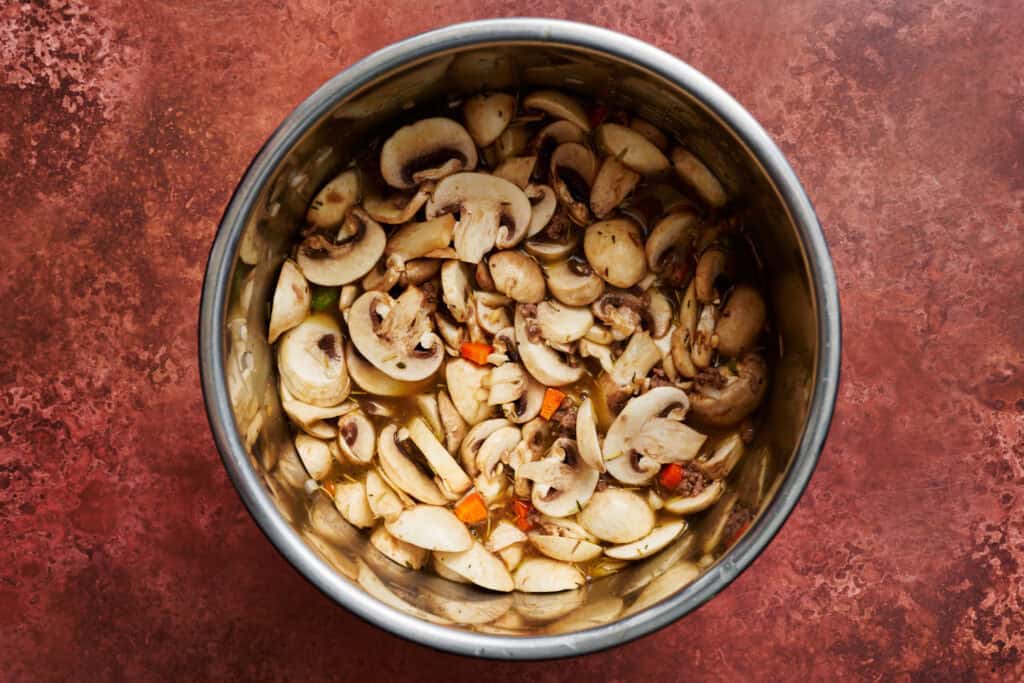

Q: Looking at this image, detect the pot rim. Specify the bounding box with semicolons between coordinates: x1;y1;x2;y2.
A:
199;17;841;660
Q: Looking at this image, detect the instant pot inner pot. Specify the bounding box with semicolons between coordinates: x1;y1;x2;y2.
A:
221;44;817;635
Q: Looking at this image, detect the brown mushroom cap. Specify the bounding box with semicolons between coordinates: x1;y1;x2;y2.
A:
689;352;769;427
487;250;546;303
716;285;767;356
583;218;648;288
380;117;478;189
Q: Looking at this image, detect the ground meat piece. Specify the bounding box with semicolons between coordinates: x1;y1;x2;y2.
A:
672;463;708;498
722;503;755;544
695;367;728;390
549;404;578;437
649;367;674;389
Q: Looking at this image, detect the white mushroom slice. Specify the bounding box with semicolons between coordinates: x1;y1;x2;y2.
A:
297;209;387;286
365;469;406;522
380;117;478;189
647;289;674;339
440;260;472;322
493;156;537;189
486;520;529;552
670;279;699;378
533;301;593;344
663;479;726;515
377;424;447;505
338;284;358;312
473;291;512;335
544;258;605;307
521;439;599;518
631;417;707;464
460;418;512;476
277;314;350;407
437;390;468;453
585;323;615;345
344;342;435;396
595;123;670;174
498;544;524;572
415;393;443;438
434;540;514;592
463;92;516;147
648;489;665;511
513;588;585;621
332;480;375;528
550;142;597;225
523;90;590;131
503;375;545;424
630;117;669;150
426;172;532;262
307;168;360;228
385;505;472;551
579;339;615;374
513;557;585;593
362;182;434;224
716;284;767;357
356;561;451;625
645;210;699;273
347;287;444;381
445;358;493;426
487;250;546;303
486;363;526;406
529;533;603;563
476;425;521;480
604;520;687;560
279;381;356;435
590;156;640;219
524;227;580;263
337;411;375;463
361;255;401;292
529;119;588;152
575;397;605;473
434;312;464;354
604;387;690;485
384;214;456;263
268;259;311;343
591;291;644;341
584;218;648;288
692;304;719;369
370;525;428;570
608;331;662;390
671;147;727;208
578;488;655;543
496;124;530;160
294;433;333;480
626;562;701;615
514;305;583;387
525;184;557;237
695;432;745;479
432;554;471;583
425;591;514;625
406;417;473;495
546;597;624;635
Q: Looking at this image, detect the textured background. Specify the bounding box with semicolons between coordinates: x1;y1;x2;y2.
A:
2;0;1022;680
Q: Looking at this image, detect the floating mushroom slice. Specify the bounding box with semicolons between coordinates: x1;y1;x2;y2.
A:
347;287;444;382
645;210;699;274
344;342;435;397
672;147;727;208
591;291;644;341
631;417;707;464
365;468;406;522
695;246;735;305
487;250;546;303
294;433;333;480
361;255;401;292
520;438;599;518
332;480;375;528
307;168;360;228
459;418;512;477
523;224;580;263
336;411;375;464
607;330;662;390
513;588;585;621
579;339;615;374
626;562;701;616
380;117;478;189
691;304;718;369
486;362;526;406
377;424;447;505
356;561;452;625
445;358;493;426
544;257;605;306
498;543;524;572
434;540;514;592
425;588;514;625
493;156;537;189
590;156;640;219
595;123;670;174
277;314;350;407
502;376;544;424
575;397;606;473
529;119;588;154
523;90;590;131
513;557;585;593
533;300;593;344
385;504;473;552
437;390;468;453
524;184;557;237
514;305;583;387
406;417;473;496
404;259;443;287
716;284;767;356
338;284;358;312
486;519;529;553
370;525;428;570
415;393;443;438
629;117;669;150
496;124;531;161
549;142;597;225
279;381;356;435
700;491;739;554
384;214;456;263
604;386;690;485
695;432;745;479
528;531;603;563
690;352;768;427
471;291;511;335
647;289;674;339
440;260;472;322
578;488;655;544
297;209;387;286
546;597;624;635
268;259;311;343
584;218;648;288
670;279;699;378
463;92;516;147
432;554;471;583
663;479;726;515
475;425;521;481
604;520;687;560
362;183;434;224
426;172;532;262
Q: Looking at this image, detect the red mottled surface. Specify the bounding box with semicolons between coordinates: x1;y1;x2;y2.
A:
2;0;1022;680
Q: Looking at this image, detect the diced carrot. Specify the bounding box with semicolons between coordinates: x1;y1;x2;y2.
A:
454;491;488;525
460;341;494;366
513;499;534;531
539;388;566;420
658;463;684;490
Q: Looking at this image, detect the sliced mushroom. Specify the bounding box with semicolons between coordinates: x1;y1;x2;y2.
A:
365;468;406;522
671;147;727;208
695;432;745;479
307;168;360;228
692;304;719;369
495;124;531;161
463;92;516;147
584;218;648;288
523;90;590;131
575;397;605;473
578;488;655;543
440;260;472;322
549;142;597;225
445;358;492;425
695;246;735;304
486;362;527;406
524;184;557;237
432;553;471;583
716;285;767;357
519;438;599;518
546;597;624;635
579;338;615;374
344;342;435;397
362;182;434;224
603;386;690;485
406;416;473;496
277;314;350;407
629;117;669;150
647;289;674;340
426;172;532;262
493;155;537;189
385;504;473;552
645;209;699;280
336;411;375;464
670;279;699;378
700;491;740;554
437;390;468;453
487;250;546;303
297;209;387;286
380;117;478;189
434;540;514;592
279;381;356;437
384;214;456;264
595;123;670;174
544;257;605;306
590;156;640;219
626;561;701;615
663;479;726;515
502;376;544;424
529;119;588;154
631;417;707;464
377;424;447;505
532;300;593;344
515;305;583;387
460;418;513;477
513;557;586;593
361;255;401;292
294;433;333;480
591;291;644;341
473;291;512;335
608;330;662;391
523;217;579;263
331;480;375;528
269;259;311;343
486;519;529;553
347;287;444;382
370;525;428;570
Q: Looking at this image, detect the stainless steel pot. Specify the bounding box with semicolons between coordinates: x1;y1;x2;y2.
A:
199;18;840;659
